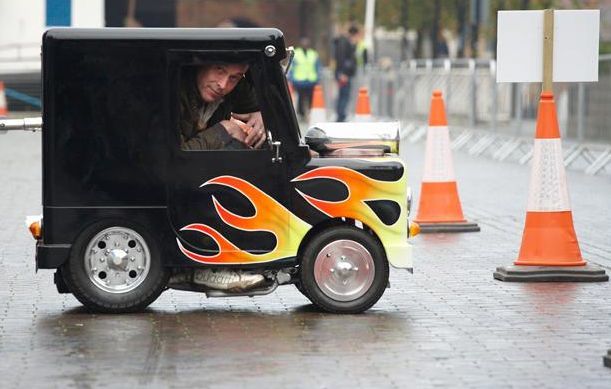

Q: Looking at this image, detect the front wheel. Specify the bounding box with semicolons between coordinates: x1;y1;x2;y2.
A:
299;226;389;314
62;220;169;313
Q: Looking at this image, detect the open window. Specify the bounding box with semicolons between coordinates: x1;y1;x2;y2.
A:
173;52;271;152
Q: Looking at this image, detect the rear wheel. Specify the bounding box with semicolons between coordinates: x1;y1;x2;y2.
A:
299;226;389;313
62;220;169;313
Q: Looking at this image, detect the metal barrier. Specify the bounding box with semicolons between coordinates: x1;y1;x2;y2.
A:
401;123;611;176
5;88;41;108
318;56;611;175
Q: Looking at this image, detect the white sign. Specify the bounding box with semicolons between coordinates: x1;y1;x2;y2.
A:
496;10;599;83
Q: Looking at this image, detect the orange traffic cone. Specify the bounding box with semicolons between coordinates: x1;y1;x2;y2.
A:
309;84;326;127
354;87;372;121
494;92;607;282
414;90;479;233
287;82;297;110
0;82;8;117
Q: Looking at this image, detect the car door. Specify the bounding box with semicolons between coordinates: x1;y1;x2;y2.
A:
167;51;289;266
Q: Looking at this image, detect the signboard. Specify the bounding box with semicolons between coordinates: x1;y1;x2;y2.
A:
496;10;599;83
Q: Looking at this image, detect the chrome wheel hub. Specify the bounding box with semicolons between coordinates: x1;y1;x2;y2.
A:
84;227;151;294
313;239;375;302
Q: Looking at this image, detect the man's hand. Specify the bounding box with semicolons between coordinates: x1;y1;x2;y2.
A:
219;120;247;144
231;111;267;149
232;111;264;132
337;73;349;86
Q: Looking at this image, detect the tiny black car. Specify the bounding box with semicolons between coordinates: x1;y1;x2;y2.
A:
9;28;418;313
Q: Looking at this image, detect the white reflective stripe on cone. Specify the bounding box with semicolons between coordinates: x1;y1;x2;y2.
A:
527;138;571;212
423;126;456;182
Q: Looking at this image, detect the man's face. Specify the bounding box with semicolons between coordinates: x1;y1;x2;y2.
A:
196;63;249;103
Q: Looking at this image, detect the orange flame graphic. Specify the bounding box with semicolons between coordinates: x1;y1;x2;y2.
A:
177;176;310;264
293;163;411;269
292;166;404;231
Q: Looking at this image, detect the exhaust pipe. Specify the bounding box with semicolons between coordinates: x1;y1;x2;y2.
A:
0;117;43;133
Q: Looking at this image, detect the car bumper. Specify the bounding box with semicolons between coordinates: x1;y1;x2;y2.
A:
36;241;71;269
386;240;413;270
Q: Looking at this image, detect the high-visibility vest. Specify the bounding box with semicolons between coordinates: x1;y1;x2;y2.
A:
356;40;367;67
292;48;319;82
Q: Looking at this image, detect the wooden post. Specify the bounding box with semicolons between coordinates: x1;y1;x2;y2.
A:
542;9;554;92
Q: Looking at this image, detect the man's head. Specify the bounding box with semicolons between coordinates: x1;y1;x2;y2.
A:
299;37;311;49
196;63;249;103
348;24;360;44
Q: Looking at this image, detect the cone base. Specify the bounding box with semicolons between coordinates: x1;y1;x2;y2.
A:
418;221;480;233
493;264;608;282
604;351;611;368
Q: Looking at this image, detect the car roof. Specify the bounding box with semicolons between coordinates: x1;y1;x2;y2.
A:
44;27;283;44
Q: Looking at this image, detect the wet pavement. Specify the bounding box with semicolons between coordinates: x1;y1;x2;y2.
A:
1;131;610;388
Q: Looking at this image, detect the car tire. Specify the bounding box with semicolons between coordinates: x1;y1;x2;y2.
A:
299;225;389;314
62;220;169;313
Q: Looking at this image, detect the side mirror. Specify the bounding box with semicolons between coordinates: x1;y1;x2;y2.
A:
281;46;295;76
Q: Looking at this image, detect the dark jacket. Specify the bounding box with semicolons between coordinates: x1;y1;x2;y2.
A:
179;68;259;150
333;35;357;78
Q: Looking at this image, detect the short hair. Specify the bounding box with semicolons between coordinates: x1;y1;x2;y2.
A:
348;25;359;36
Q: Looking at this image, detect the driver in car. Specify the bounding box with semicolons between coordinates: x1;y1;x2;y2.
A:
179;62;267;291
180;62;267;150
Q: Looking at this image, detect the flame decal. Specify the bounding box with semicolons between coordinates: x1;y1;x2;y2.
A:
177;176;311;264
292;161;411;270
293;166;403;229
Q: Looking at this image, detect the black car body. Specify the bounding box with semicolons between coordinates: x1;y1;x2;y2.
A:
32;28;414;313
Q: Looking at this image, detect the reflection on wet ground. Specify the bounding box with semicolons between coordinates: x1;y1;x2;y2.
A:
26;297;412;388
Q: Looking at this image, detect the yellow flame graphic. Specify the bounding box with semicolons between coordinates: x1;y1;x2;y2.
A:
177;176;310;264
293;166;403;229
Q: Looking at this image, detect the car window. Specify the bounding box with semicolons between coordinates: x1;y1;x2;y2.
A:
177;61;268;152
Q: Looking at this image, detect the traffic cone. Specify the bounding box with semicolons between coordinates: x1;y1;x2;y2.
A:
494;92;607;282
287;81;297;110
414;90;479;233
309;84;326;127
354;87;372;122
0;82;8;117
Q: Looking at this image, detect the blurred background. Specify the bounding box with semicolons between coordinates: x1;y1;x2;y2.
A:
0;0;609;143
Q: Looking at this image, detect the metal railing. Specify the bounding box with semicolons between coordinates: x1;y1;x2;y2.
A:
317;56;611;175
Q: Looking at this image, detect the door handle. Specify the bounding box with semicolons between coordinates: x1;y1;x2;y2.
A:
272;141;283;163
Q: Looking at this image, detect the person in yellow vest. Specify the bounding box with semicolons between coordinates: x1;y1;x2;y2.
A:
356;39;368;68
289;37;321;121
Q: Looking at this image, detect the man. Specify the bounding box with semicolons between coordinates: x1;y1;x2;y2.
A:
289;37;321;122
180;62;267;150
333;25;359;122
180;62;266;291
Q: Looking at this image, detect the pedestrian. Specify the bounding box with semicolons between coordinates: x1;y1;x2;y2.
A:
333;24;359;122
288;37;321;122
435;29;449;59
